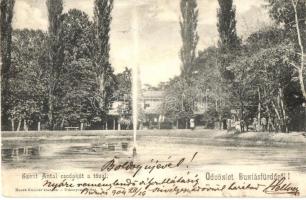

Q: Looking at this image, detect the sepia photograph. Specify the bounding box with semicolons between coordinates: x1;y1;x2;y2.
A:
1;0;306;197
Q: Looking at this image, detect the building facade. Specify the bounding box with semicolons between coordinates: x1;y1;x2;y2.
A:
141;90;165;129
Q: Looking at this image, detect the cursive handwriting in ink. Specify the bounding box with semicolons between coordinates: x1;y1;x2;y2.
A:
101;157;186;177
43;179;74;191
263;177;300;196
81;188;108;196
101;159;143;177
228;182;265;191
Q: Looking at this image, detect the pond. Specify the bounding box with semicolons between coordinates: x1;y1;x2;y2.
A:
2;130;306;174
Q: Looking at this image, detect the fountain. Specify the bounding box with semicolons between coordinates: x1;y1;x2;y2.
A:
132;65;138;157
132;3;139;157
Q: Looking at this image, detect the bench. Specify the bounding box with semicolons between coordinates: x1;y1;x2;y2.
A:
65;127;79;131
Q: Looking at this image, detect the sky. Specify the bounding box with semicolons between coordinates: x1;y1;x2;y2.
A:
12;0;271;86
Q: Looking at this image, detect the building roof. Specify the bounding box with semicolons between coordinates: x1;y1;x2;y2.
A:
142;90;165;99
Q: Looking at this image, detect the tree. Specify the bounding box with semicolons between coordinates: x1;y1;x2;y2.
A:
266;0;306;32
46;0;64;130
58;9;99;129
172;0;199;127
163;77;197;128
114;67;132;120
9;29;48;131
264;0;306;131
114;67;132;101
179;0;199;78
266;0;306;100
216;0;241;81
291;0;306;100
193;47;231;123
93;0;116;116
217;0;240;51
267;0;306;100
253;44;295;132
227;26;298;132
212;0;241;129
0;0;15;130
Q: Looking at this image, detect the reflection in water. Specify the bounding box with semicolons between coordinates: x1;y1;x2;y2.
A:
64;142;129;154
2;146;41;161
1;140;130;165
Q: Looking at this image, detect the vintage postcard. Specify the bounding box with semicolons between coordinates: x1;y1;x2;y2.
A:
1;0;306;197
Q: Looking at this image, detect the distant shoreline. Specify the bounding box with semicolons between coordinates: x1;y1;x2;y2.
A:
2;129;306;146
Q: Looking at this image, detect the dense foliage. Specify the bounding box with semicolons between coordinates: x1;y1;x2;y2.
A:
9;29;48;131
1;0;15;130
162;0;306;132
1;0;118;131
1;0;305;132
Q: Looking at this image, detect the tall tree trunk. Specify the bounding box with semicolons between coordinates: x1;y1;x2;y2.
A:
258;87;261;125
279;87;288;132
60;117;65;130
81;122;84;131
239;99;245;132
272;101;282;132
215;99;218;111
23;119;28;131
265;105;275;131
11;118;15;131
17;118;21;132
38;121;41;131
298;69;306;100
48;93;54;130
271;101;281;120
